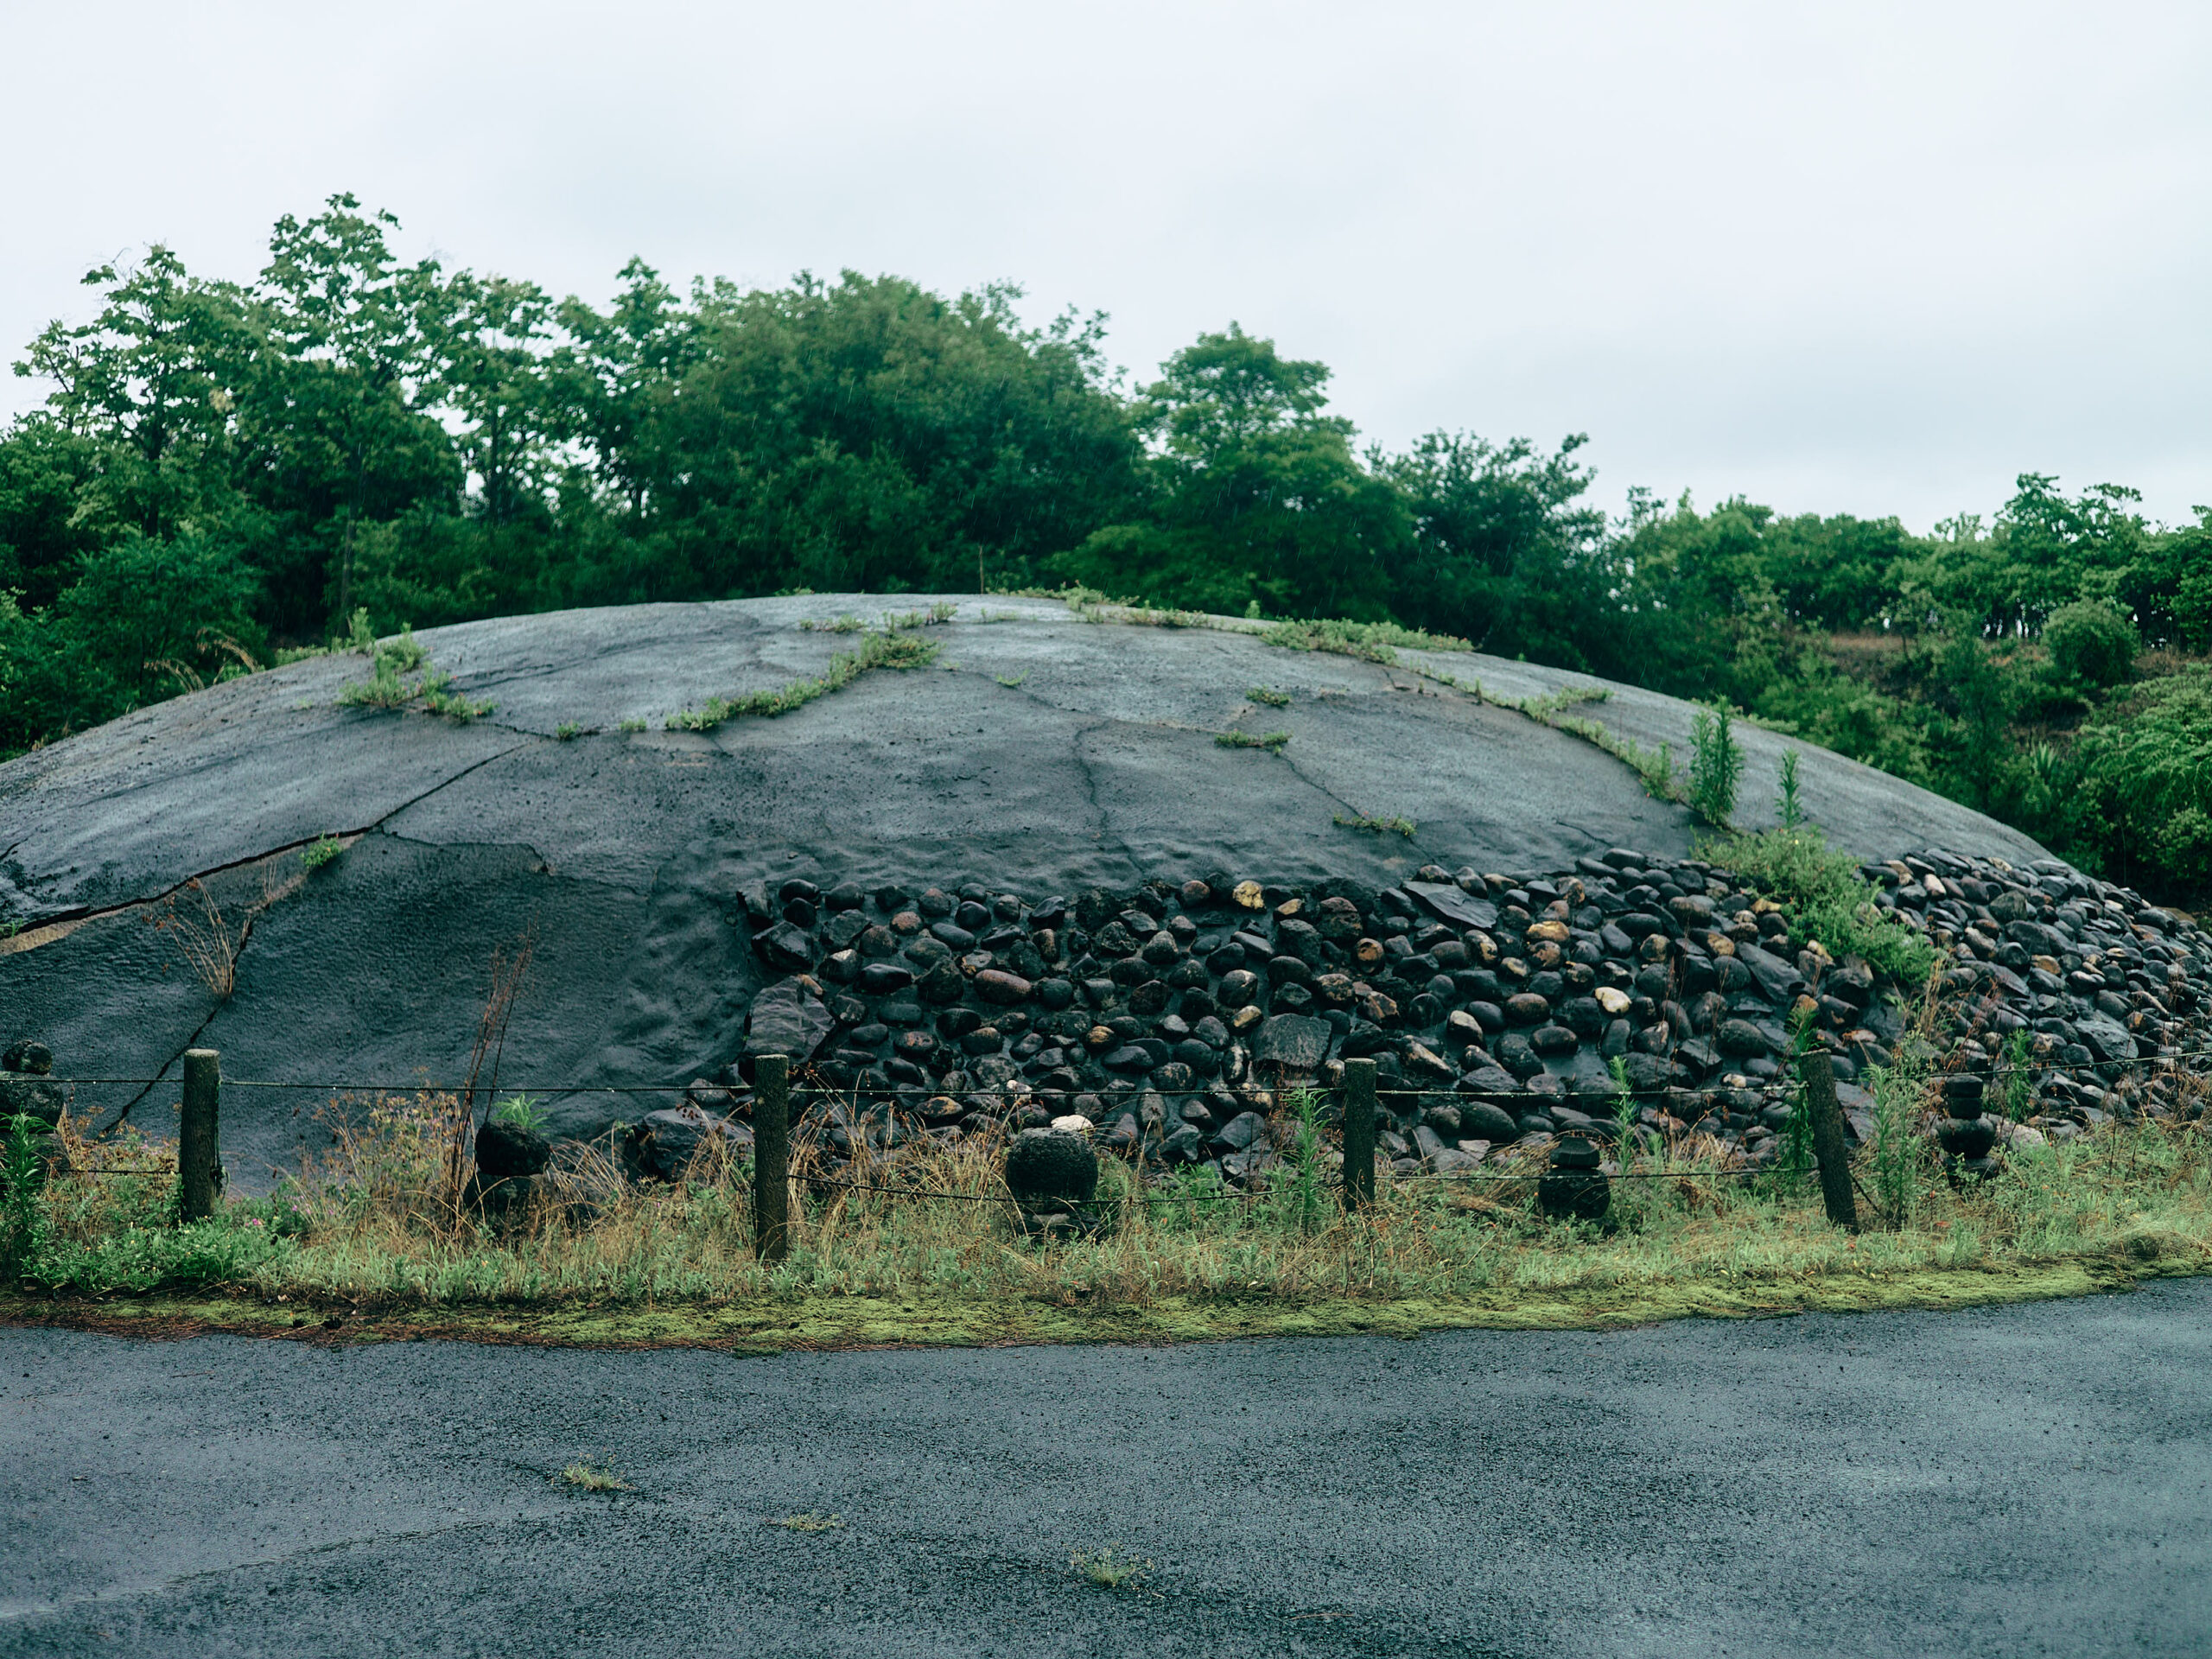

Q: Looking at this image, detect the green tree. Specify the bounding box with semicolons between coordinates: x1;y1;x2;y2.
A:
1059;324;1402;619
14;246;258;540
2071;668;2212;899
1376;430;1605;655
246;194;461;634
2042;598;2138;689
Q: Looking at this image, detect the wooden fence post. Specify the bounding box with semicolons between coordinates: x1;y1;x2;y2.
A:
1341;1058;1376;1211
179;1048;221;1222
753;1053;790;1262
1800;1049;1859;1233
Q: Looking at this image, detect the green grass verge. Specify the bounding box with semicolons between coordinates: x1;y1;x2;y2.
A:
3;1255;2191;1355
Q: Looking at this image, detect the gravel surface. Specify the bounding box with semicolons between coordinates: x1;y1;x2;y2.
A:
4;1281;2208;1656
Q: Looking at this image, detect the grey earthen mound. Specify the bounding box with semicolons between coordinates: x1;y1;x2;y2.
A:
0;594;2057;1183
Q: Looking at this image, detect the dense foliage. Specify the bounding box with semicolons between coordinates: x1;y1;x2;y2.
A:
6;198;2209;904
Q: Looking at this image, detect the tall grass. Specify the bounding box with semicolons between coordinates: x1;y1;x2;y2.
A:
19;1084;2212;1313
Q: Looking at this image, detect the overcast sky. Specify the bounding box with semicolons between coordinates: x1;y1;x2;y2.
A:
5;1;2207;530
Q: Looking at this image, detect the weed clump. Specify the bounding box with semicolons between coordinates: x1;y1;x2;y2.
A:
1697;823;1940;983
1216;729;1290;752
556;1461;631;1492
769;1512;844;1533
335;626;493;721
1335;810;1415;837
1071;1545;1150;1590
1687;702;1745;828
1261;618;1471;663
669;622;944;733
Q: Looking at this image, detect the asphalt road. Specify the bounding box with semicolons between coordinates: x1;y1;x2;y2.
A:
3;1282;2209;1658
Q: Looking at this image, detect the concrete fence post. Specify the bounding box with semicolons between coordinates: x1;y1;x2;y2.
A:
1800;1049;1860;1233
1341;1058;1377;1211
754;1054;791;1263
179;1049;221;1222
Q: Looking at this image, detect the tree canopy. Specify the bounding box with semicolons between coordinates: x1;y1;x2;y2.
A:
6;196;2210;905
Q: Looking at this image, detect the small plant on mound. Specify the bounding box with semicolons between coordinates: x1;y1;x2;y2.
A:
1246;685;1292;707
1697;824;1939;984
492;1094;548;1136
1261;617;1471;664
1335;810;1414;837
769;1512;844;1533
300;835;344;873
1777;749;1806;830
1687;702;1744;828
1071;1545;1150;1590
1217;729;1289;752
668;626;944;733
336;626;492;721
556;1460;631;1492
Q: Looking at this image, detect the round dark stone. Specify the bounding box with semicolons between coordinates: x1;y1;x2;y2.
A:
1537;1166;1611;1221
475;1118;550;1185
859;963;914;994
1559;996;1607;1038
1130;980;1171;1015
1550;1135;1603;1170
1942;1075;1986;1110
1;1040;54;1077
1505;992;1551;1025
1530;1024;1580;1057
1034;977;1075;1010
916;962;967;1004
976;969;1033;1006
1172;1039;1220;1075
1938;1118;1999;1160
1459;1101;1520;1141
1005;1130;1100;1206
1716;1018;1771;1057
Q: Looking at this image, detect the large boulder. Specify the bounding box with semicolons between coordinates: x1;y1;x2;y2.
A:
0;593;2063;1184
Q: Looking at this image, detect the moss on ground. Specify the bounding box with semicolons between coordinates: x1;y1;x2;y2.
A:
4;1254;2194;1355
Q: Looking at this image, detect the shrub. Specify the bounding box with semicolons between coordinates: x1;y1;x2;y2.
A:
1777;750;1805;830
2043;599;2137;689
493;1094;548;1135
1687;703;1744;828
1697;824;1938;983
2070;667;2212;899
1260;617;1471;664
0;1116;48;1275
